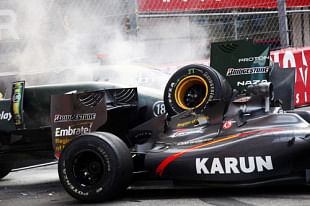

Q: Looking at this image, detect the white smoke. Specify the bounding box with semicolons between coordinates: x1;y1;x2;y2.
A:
0;0;209;86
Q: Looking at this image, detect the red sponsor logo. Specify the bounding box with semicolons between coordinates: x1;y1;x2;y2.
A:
223;121;232;129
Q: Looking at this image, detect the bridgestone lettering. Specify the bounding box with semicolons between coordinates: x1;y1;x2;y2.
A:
54;113;96;122
196;156;273;174
226;67;269;76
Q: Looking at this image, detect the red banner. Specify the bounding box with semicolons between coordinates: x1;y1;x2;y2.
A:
271;47;310;106
138;0;310;12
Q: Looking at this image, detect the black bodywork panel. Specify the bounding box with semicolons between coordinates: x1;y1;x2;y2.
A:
139;108;310;186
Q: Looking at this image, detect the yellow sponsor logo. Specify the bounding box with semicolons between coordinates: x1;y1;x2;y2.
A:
177;116;209;127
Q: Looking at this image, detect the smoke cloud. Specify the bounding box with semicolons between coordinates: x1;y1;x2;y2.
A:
0;0;209;86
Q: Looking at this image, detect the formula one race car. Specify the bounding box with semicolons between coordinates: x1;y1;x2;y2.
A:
57;61;310;202
1;40;310;202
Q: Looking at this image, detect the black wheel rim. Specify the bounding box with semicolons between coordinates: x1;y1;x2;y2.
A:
183;84;206;108
72;150;106;186
174;75;208;110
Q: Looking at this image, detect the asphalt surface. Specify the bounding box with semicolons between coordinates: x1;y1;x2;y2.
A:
1;165;310;206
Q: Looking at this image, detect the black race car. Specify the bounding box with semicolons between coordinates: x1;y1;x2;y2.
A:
56;61;310;202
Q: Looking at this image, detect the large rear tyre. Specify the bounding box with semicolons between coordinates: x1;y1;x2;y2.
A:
58;132;133;202
164;64;232;116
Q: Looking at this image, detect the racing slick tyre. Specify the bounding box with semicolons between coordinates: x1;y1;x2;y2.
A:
58;132;133;202
164;64;232;116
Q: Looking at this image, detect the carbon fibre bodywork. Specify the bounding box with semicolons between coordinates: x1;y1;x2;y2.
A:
0;81;162;170
131;100;310;186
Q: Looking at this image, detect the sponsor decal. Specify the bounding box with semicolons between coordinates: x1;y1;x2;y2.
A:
12;81;24;126
12;92;21;102
237;79;268;87
175;128;186;132
153;101;166;117
54;122;93;152
223;121;232;129
156;129;284;176
177;138;213;146
238;56;270;63
54;113;96;122
55;122;92;137
170;127;204;138
226;67;269;76
0;111;12;121
233;96;251;103
196;156;273;174
177;116;209;127
55;138;72;145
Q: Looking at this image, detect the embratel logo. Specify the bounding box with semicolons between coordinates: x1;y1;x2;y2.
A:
226;67;269;76
55;122;92;137
54;113;96;122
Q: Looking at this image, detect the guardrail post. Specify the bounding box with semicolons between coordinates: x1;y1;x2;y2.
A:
277;0;289;48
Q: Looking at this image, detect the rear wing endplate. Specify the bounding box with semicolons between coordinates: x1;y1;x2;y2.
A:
51;88;137;157
11;81;25;129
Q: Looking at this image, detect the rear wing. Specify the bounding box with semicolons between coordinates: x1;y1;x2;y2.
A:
211;39;295;110
211;39;270;92
50;88;137;157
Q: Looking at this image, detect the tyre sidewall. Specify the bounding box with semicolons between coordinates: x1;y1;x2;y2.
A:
58;134;130;202
164;64;221;115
